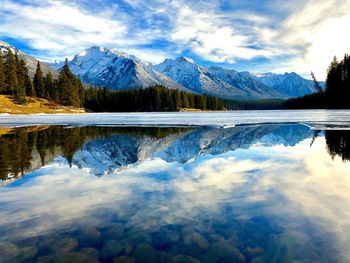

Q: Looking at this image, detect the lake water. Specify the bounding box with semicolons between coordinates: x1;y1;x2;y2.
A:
1;111;350;263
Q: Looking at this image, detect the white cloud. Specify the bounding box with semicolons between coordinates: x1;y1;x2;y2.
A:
166;0;350;79
170;4;275;63
271;0;350;79
1;0;350;76
0;1;127;53
0;0;169;62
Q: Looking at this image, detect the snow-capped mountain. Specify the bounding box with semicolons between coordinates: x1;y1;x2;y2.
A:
48;45;321;99
52;46;188;91
0;40;57;78
252;72;323;97
153;57;284;99
72;124;314;175
207;67;282;98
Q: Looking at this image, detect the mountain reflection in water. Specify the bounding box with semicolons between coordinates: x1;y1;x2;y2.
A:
0;124;350;262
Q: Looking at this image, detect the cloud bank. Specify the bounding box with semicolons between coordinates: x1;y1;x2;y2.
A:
0;0;349;79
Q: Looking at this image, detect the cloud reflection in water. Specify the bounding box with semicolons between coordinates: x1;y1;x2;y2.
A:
0;125;350;262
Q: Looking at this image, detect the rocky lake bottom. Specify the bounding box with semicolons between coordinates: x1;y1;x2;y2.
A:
1;116;350;262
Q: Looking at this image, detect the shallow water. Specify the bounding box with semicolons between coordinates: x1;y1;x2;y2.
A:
0;124;350;262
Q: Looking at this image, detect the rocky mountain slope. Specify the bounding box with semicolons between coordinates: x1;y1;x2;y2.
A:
0;40;57;78
252;72;322;97
51;46;188;91
153;57;283;99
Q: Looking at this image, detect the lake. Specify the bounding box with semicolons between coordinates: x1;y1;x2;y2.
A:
1;111;350;263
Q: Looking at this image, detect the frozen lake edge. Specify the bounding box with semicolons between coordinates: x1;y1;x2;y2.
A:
1;110;350;129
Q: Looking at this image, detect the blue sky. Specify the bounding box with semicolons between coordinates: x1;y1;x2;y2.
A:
1;0;350;79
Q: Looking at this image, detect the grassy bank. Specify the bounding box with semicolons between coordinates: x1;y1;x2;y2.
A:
0;95;86;114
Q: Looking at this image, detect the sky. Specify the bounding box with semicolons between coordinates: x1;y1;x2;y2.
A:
0;0;350;80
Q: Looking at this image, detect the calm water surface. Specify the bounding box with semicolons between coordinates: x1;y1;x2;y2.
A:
0;124;350;263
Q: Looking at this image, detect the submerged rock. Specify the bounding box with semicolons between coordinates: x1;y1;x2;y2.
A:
181;231;209;255
15;246;38;262
0;241;20;261
121;230;152;245
113;256;136;263
120;243;134;255
38;251;99;263
76;227;102;247
39;237;79;255
79;247;99;259
152;229;180;249
132;243;158;262
247;246;264;257
100;240;122;260
199;241;246;263
103;223;124;240
172;255;200;263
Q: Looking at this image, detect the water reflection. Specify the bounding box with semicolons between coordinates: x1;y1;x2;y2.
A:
0;126;191;182
326;130;350;161
0;125;350;262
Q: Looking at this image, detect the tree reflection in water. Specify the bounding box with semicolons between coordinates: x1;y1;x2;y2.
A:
326;130;350;162
0;126;190;181
1;124;349;183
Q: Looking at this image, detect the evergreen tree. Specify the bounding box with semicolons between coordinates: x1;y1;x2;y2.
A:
0;55;5;93
181;92;190;108
44;72;54;99
33;62;45;98
51;79;59;101
58;60;81;107
285;54;350;109
13;56;27;104
75;78;84;107
25;74;35;97
4;50;18;95
173;91;182;109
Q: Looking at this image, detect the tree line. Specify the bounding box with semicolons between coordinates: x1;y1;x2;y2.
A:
283;54;350;109
0;50;84;107
84;85;227;111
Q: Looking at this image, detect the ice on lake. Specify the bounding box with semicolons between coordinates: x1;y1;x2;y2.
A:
1;110;350;129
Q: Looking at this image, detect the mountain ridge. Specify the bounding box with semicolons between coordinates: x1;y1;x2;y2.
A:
0;40;57;78
50;46;190;92
1;40;320;99
251;72;323;97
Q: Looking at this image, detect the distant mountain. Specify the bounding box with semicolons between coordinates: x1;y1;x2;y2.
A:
0;40;57;78
252;72;324;97
207;67;282;99
28;42;322;99
153;57;283;99
51;46;188;91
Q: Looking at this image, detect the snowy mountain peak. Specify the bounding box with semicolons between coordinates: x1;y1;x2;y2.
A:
61;46;188;91
0;40;12;48
76;46;135;61
176;56;196;64
0;41;19;55
154;57;284;99
252;71;322;97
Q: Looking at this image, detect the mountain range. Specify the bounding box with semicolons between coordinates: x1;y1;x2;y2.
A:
1;40;321;99
153;57;282;99
252;72;323;97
